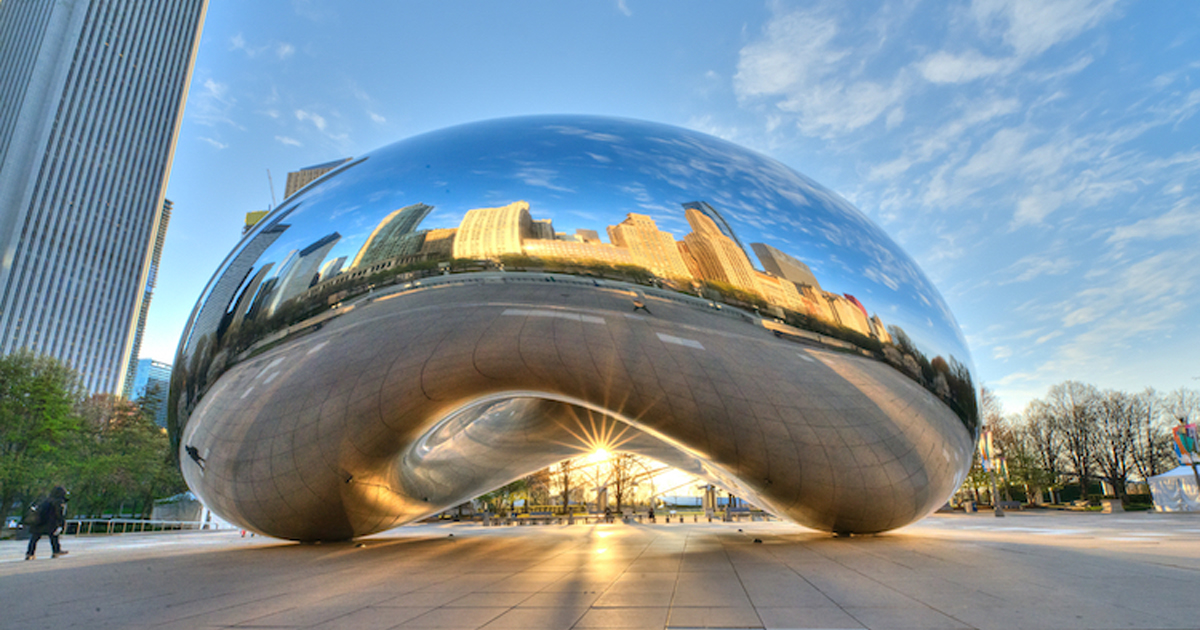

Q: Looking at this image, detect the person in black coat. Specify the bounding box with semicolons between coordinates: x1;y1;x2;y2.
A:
25;486;69;560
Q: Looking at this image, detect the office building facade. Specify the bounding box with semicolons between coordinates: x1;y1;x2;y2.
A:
0;0;207;393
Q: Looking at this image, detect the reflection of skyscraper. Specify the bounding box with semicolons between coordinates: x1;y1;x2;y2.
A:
267;232;341;315
319;256;347;282
122;199;173;399
186;223;289;349
870;315;891;343
419;228;457;258
607;213;693;280
523;240;635;266
284;158;352;199
350;203;433;268
0;0;206;393
453;202;533;259
531;219;555;240
681;208;757;293
682;201;749;260
750;243;822;291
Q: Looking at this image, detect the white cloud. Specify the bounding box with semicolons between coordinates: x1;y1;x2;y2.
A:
1001;253;1076;284
1106;197;1200;244
971;0;1119;58
616;0;631;17
1012;188;1065;227
295;109;327;131
957;127;1029;180
919;50;1017;83
734;8;908;138
199;137;227;150
276;43;295;60
368;112;386;124
275;136;302;147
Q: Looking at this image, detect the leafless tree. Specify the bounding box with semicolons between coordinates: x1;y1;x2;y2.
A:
1164;387;1200;424
1044;381;1100;501
1022;398;1062;501
1094;390;1138;500
1131;389;1174;481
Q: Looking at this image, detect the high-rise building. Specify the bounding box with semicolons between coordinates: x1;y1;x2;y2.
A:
0;0;207;394
284;158;352;199
266;232;341;316
750;242;822;290
122;199;172;399
681;208;758;294
607;213;693;280
682;201;749;260
453;201;533;259
185;222;288;351
129;358;172;428
348;203;433;268
531;218;555;240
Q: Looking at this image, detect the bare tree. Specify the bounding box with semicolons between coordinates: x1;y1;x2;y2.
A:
1094;390;1138;500
1044;381;1100;502
1131;389;1174;482
1164;387;1200;424
1022;398;1062;501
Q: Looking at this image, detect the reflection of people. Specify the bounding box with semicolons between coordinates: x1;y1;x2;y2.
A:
632;290;651;314
648;507;655;523
26;486;69;560
186;445;207;471
604;507;612;523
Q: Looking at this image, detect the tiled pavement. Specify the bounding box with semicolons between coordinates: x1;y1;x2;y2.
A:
2;511;1199;629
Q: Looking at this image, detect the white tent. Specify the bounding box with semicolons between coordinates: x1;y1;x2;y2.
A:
1148;466;1200;512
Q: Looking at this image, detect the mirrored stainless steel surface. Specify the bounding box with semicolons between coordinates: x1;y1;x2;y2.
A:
170;115;978;540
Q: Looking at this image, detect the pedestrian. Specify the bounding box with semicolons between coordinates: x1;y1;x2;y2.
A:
25;486;69;560
648;507;655;523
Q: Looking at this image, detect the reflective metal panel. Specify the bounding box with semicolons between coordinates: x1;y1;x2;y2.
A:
170;116;977;540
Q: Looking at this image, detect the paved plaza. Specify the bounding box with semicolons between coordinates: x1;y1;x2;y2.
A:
2;511;1199;630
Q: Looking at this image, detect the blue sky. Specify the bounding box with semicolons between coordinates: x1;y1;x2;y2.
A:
153;0;1200;415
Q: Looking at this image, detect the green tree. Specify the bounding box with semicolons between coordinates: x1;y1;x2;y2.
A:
67;394;185;518
0;352;83;531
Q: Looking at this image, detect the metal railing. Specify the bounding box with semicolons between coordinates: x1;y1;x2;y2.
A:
64;518;225;535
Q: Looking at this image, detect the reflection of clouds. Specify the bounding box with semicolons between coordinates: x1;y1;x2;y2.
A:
544;125;624;143
515;166;575;193
220;116;972;376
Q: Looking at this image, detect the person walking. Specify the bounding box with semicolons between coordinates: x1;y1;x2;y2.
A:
25;486;69;560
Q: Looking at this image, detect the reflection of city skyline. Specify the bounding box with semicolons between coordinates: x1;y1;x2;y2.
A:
265;198;891;344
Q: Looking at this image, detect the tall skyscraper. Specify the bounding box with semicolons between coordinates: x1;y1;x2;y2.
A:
129;358;172;428
0;0;207;394
750;242;822;291
348;203;433;268
121;198;172;399
607;213;693;280
453;202;533;259
681;207;758;294
682;201;749;261
284;158;352;199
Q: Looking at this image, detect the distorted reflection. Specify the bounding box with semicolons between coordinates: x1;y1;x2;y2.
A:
171;116;978;540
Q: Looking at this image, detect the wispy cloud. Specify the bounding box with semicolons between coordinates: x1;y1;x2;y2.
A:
368;112;386;124
276;43;295;60
295;109;327;131
275;136;302;147
616;0;631;17
199;137;227;150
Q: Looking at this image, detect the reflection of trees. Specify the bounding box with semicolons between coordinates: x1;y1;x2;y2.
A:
884;325;978;432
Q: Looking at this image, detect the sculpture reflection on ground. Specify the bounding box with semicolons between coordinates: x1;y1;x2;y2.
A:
171;116;978;540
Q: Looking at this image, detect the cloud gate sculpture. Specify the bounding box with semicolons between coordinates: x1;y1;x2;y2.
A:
170;116;978;541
